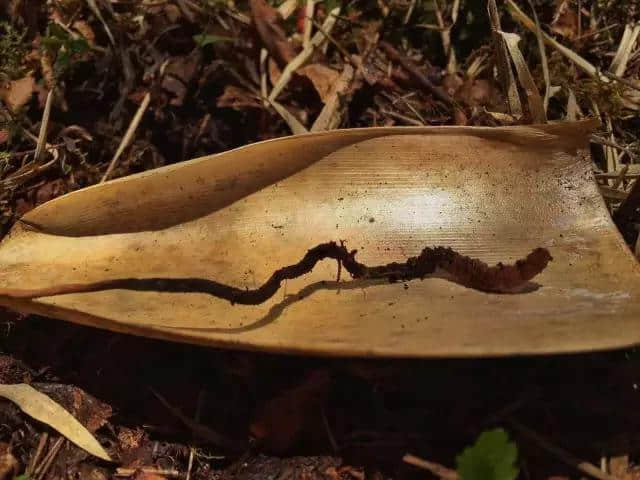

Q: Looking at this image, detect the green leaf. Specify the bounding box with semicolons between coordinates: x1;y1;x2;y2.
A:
15;475;33;480
193;33;232;47
455;428;519;480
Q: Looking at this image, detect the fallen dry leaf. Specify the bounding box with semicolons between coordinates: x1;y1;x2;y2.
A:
0;383;111;461
250;0;297;66
298;64;341;102
0;76;35;113
2;121;639;359
251;370;330;453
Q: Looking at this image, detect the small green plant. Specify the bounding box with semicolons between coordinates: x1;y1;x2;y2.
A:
41;23;89;78
0;22;28;80
456;428;519;480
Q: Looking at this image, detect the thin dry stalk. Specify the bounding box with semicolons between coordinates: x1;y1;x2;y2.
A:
186;447;195;480
507;0;603;81
403;454;459;480
488;0;522;117
268;7;340;103
302;0;315;48
115;467;182;478
499;31;546;123
527;0;552;113
33;89;54;164
260;48;269;106
26;432;48;475
277;0;297;19
101;92;151;183
34;436;65;480
609;24;640;77
311;64;354;132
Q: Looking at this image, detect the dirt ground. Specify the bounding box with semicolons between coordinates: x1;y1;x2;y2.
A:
1;0;639;478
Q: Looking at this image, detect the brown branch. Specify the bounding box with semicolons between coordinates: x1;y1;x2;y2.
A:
9;242;552;304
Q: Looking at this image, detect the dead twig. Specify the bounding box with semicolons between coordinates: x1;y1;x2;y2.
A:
403;454;459;480
34;436;65;480
101;92;151;183
26;432;48;475
33;89;54;164
115;467;182;478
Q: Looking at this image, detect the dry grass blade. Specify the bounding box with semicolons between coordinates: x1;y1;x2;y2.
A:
488;0;522;117
260;48;269;106
609;24;640;77
403;454;459;480
506;0;603;81
268;7;340;103
33;89;54;164
0;384;111;461
277;0;297;20
303;0;315;48
498;31;546;123
115;467;182;478
101;92;151;183
526;0;552;113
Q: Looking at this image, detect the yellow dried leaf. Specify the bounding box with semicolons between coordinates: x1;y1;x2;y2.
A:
0;120;639;358
0;384;111;461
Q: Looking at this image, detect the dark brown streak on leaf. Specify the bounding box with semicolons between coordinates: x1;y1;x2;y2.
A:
11;242;552;304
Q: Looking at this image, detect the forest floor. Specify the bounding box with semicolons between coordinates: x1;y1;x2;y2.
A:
1;0;640;479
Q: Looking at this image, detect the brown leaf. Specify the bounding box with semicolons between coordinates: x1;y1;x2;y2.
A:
0;130;8;145
250;0;297;66
298;64;341;102
0;443;19;480
217;85;263;110
0;76;35;113
250;370;330;453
